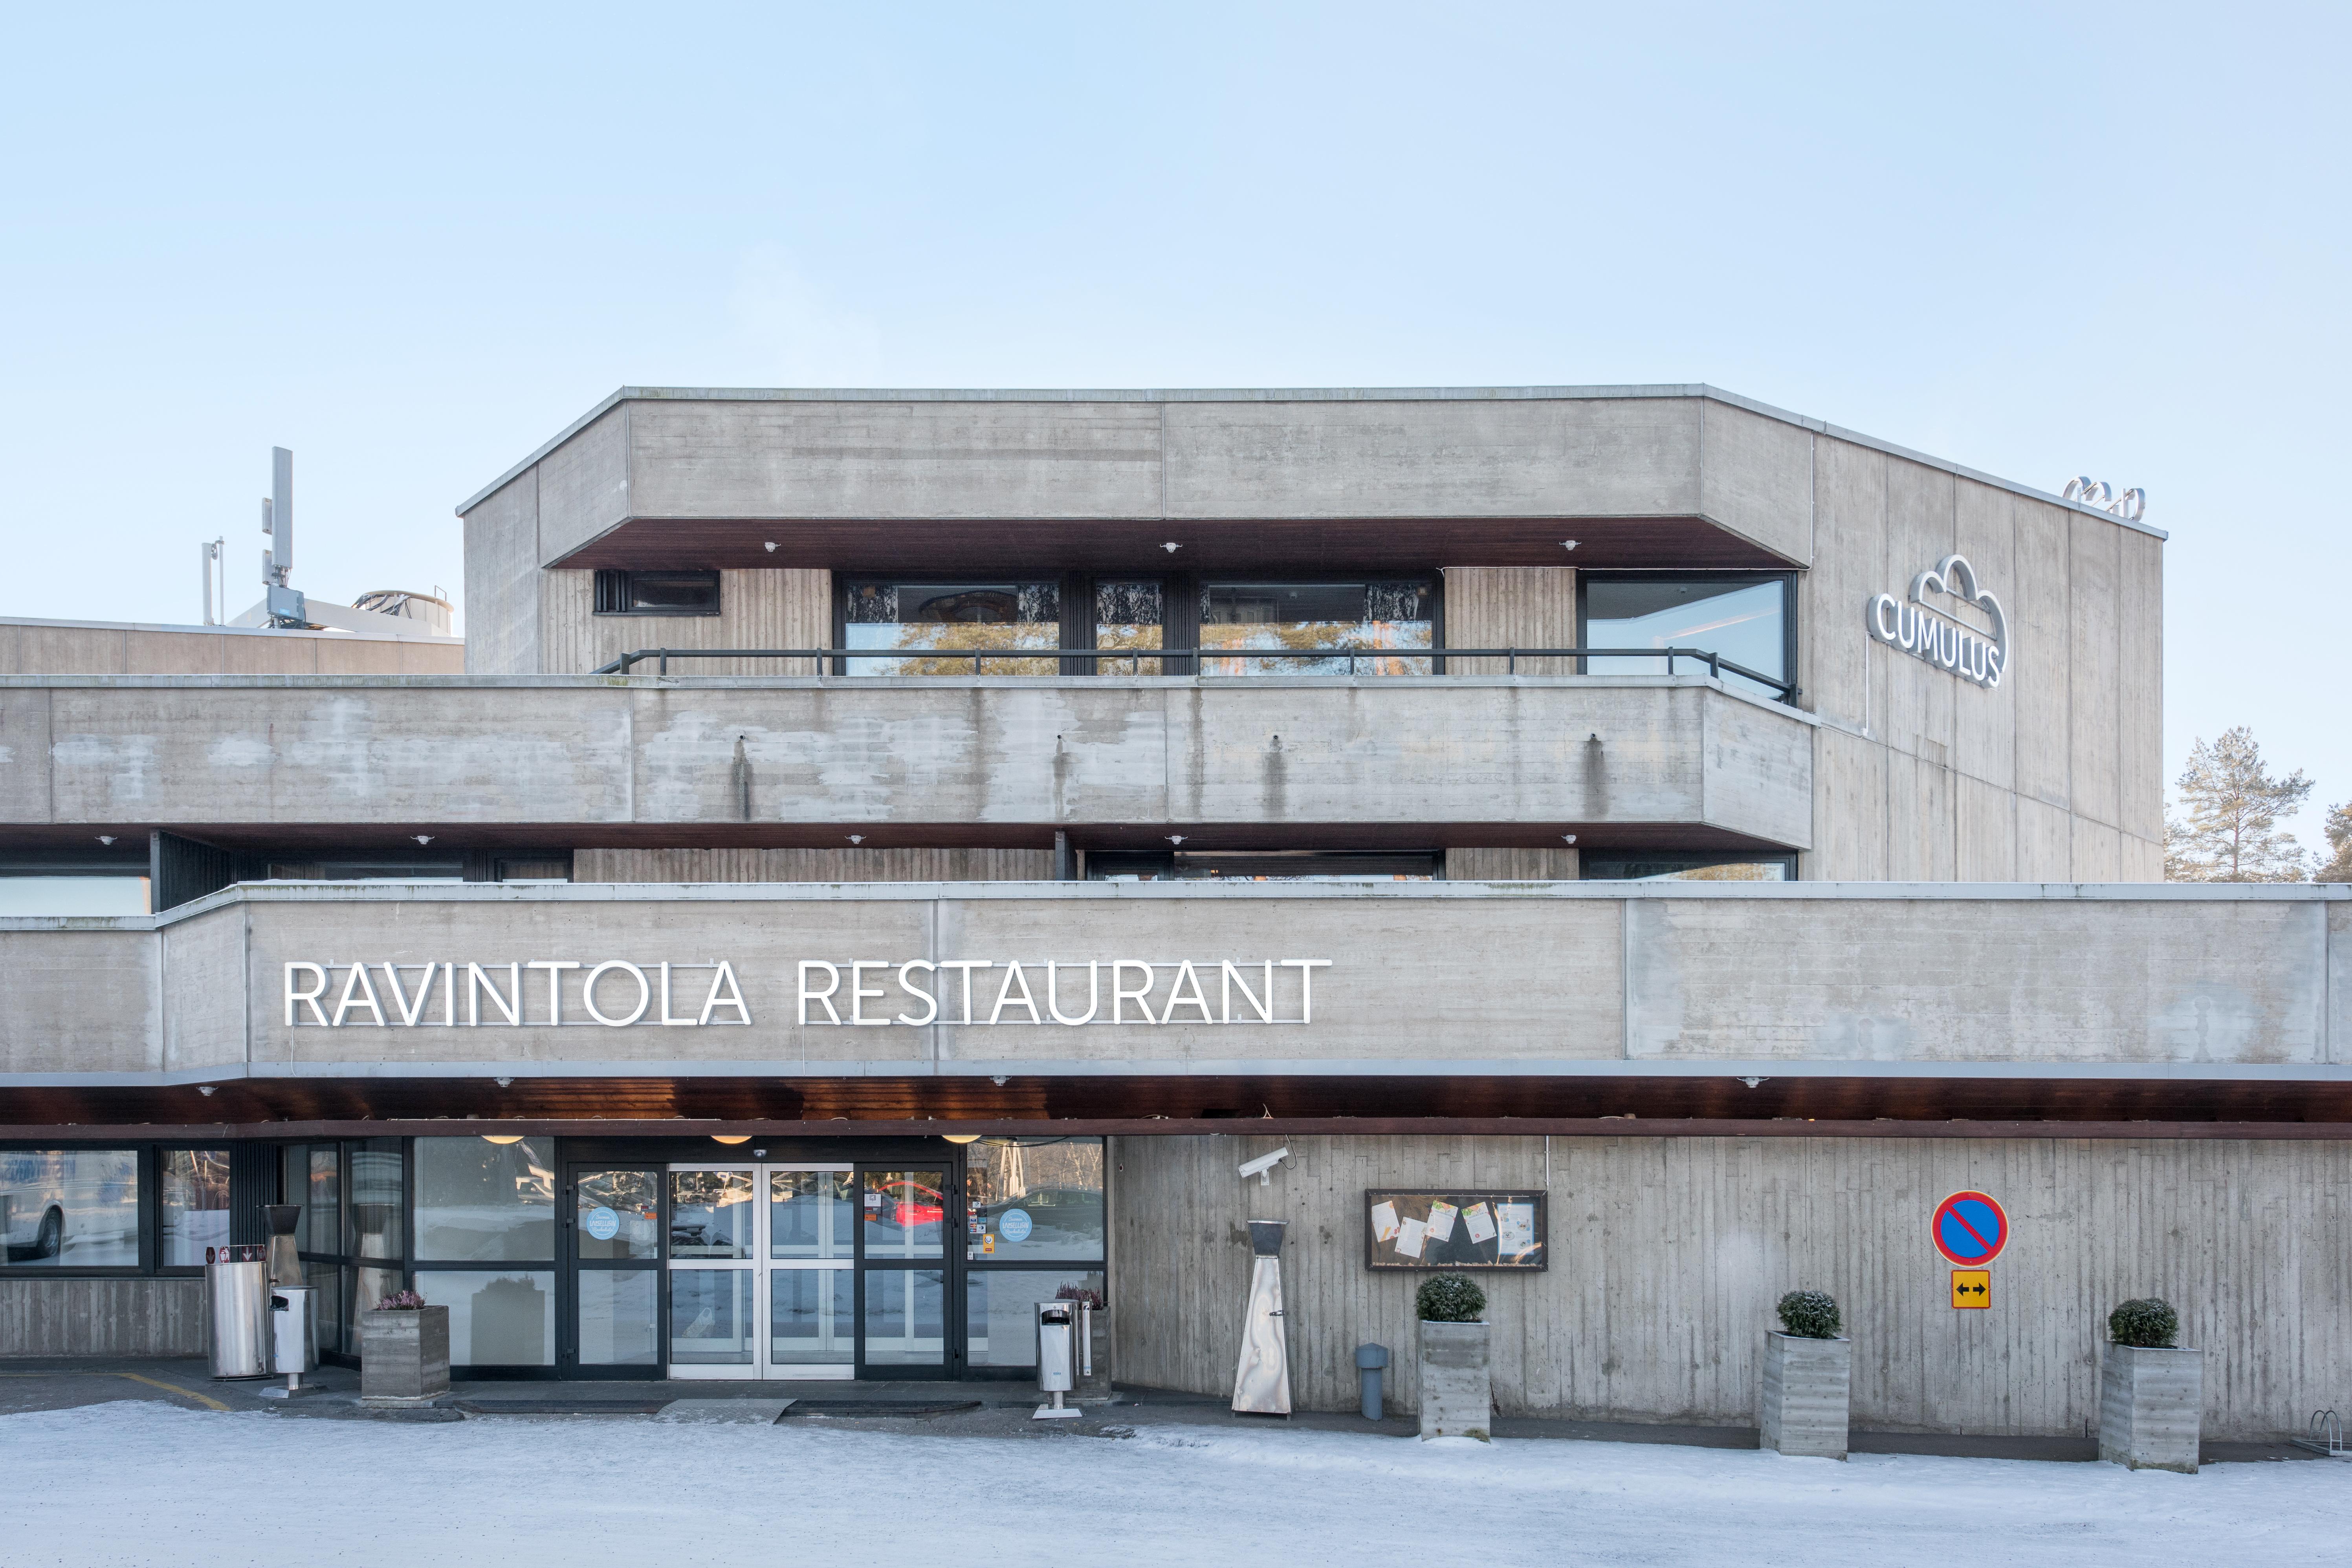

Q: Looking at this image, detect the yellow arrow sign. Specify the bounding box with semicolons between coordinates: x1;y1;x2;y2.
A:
1951;1269;1991;1309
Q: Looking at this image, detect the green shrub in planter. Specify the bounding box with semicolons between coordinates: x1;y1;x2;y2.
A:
2108;1298;2179;1348
1776;1289;1841;1339
1417;1274;1486;1323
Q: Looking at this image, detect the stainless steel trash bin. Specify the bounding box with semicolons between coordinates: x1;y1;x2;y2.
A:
1032;1301;1081;1418
207;1247;270;1379
269;1285;317;1376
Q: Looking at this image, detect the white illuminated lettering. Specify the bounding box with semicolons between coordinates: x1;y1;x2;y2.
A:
525;960;580;1025
1280;959;1332;1023
698;961;751;1026
466;962;521;1027
381;963;437;1027
658;961;697;1026
331;963;385;1027
284;963;329;1026
1162;961;1213;1023
1046;961;1098;1025
584;961;651;1027
895;960;939;1027
1112;961;1158;1024
938;960;994;1024
798;961;843;1025
988;961;1041;1025
849;960;891;1027
1222;961;1274;1024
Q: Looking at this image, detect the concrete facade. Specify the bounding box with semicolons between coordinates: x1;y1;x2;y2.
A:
2;882;2342;1085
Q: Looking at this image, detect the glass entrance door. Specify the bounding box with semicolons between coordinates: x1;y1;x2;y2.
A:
666;1162;858;1381
858;1167;948;1376
563;1166;660;1377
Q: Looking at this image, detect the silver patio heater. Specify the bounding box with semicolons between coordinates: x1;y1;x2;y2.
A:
1230;1220;1291;1416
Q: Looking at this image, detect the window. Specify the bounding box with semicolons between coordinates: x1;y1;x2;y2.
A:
965;1137;1105;1262
1200;580;1434;675
0;877;149;916
840;578;1062;675
1089;850;1441;882
1580;574;1794;701
594;569;721;616
0;1150;139;1268
284;1139;408;1357
1580;851;1797;882
159;1150;231;1267
1094;579;1165;675
412;1136;556;1368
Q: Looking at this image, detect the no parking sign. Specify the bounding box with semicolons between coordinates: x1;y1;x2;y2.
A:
1931;1191;2008;1267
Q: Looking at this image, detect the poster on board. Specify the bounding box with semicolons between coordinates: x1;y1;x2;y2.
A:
1363;1190;1547;1270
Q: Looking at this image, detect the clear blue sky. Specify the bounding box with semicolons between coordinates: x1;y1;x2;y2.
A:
5;5;2346;851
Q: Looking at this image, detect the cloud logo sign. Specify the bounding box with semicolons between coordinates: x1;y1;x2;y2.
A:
1866;553;2009;689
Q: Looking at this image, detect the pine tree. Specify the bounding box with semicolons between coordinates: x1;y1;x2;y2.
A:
2315;801;2352;883
2164;728;2312;882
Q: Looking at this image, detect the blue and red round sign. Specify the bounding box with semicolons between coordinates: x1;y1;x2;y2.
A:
1931;1191;2008;1266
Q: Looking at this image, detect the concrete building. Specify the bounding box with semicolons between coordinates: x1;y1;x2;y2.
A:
2;385;2342;1442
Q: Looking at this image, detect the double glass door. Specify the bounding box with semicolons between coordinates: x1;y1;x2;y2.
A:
666;1162;946;1380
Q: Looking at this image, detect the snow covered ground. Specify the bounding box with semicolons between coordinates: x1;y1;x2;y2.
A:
4;1401;2347;1567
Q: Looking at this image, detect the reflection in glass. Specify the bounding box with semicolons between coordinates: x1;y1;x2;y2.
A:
159;1149;231;1267
843;580;1061;676
1200;581;1433;676
576;1170;660;1260
670;1170;755;1259
1580;854;1795;882
0;876;149;916
414;1137;556;1261
348;1137;403;1265
412;1270;555;1366
770;1169;854;1260
965;1139;1105;1262
862;1170;946;1258
1094;580;1164;675
862;1269;946;1366
577;1269;659;1365
356;1265;404;1334
304;1262;341;1355
770;1269;854;1365
1582;578;1788;700
306;1146;339;1256
0;1149;138;1267
966;1271;1106;1367
669;1269;755;1365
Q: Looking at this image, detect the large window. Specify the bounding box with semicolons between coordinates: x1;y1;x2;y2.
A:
1580;851;1797;882
834;574;1441;677
412;1136;558;1368
159;1149;231;1267
0;1150;139;1268
0;877;149;916
963;1137;1105;1373
841;579;1062;675
283;1139;408;1358
1089;850;1441;882
1580;574;1794;701
1199;580;1434;675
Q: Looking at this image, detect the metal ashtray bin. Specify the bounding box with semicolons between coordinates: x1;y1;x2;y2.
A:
263;1285;318;1399
1033;1301;1081;1420
206;1246;270;1379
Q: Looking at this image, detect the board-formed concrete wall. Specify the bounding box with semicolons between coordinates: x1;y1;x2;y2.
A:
0;675;1811;846
0;1277;206;1357
3;883;2341;1083
1111;1133;2352;1440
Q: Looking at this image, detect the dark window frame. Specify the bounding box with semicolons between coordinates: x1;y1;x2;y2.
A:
832;571;1445;675
0;1141;153;1278
593;569;722;618
1575;570;1798;700
1578;849;1801;882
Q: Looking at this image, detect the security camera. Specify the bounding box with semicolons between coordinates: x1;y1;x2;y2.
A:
1237;1147;1291;1185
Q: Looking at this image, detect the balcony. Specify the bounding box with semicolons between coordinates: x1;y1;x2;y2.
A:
1;671;1814;849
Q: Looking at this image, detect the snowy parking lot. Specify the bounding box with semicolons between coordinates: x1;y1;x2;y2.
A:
4;1400;2347;1567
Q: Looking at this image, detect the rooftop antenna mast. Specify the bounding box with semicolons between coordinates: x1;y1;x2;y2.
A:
261;446;306;627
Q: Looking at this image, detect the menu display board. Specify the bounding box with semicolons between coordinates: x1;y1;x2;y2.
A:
1365;1189;1546;1270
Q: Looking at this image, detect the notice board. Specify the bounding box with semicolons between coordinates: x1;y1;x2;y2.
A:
1364;1189;1547;1271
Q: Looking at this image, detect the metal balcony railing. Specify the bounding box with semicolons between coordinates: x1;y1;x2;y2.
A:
590;646;1798;701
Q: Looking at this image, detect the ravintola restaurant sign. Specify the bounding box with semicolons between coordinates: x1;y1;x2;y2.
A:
284;957;1332;1029
1866;554;2008;689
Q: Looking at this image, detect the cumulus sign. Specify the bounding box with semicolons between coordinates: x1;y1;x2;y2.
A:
1866;553;2009;689
1931;1190;2009;1266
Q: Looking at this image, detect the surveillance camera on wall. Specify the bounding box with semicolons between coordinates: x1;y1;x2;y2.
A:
1237;1147;1291;1185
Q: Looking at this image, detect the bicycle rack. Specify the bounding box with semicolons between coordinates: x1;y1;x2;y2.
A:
2289;1408;2349;1458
